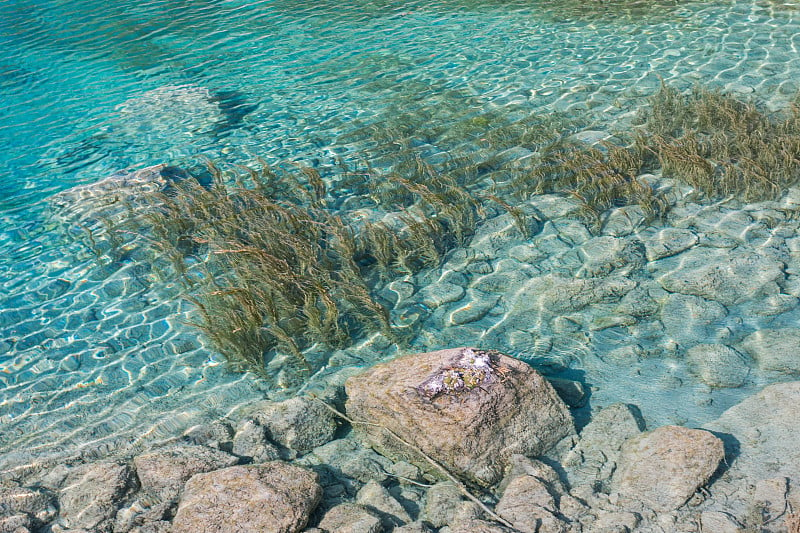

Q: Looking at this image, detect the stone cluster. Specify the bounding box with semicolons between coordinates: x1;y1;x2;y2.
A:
1;347;797;533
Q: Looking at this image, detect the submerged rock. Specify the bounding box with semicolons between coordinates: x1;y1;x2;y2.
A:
661;293;727;346
345;347;574;487
0;486;55;526
423;482;464;528
316;503;382;533
495;474;567;533
49;164;170;226
740;328;800;374
512;274;636;315
239;396;337;454
171;463;321;533
232;419;282;463
114;84;227;140
356;480;413;528
563;403;646;488
704;381;800;484
133;445;238;499
447;518;517;533
657;248;783;305
610;425;724;512
686;344;750;388
298;437;394;486
644;227;698;261
57;462;132;531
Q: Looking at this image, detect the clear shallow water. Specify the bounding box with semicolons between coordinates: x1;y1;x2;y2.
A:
2;0;800;466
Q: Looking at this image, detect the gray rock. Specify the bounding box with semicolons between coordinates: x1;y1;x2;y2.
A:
387;461;423;485
740;328;800;374
661;293;727;346
577;236;646;278
699;511;742;533
424;482;463;528
686;344;750;388
232;419;281;463
563;403;646;488
601;344;643;364
644;228;698;261
130;521;172;533
527;194;584;220
446;519;517;533
753;477;788;524
495;474;567;533
601;205;646;237
615;284;661;318
0;514;31;533
500;455;565;495
419;282;466;309
31;464;70;490
610;425;724;511
133;445;238;499
250;397;337;453
356;481;412;528
704;381;800;484
657;248;783;305
345;348;574;486
58;462;132;531
588;510;641;532
171;463;321;533
546;377;587;408
299;437;393;485
317;503;382;533
470;270;530;295
113;496;173;533
181;421;233;450
515;275;636;315
745;293;798;316
508;243;546;264
393;521;434;533
447;295;499;325
0;486;55;522
589;314;636;331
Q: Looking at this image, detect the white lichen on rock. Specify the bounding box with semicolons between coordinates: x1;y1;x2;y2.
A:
416;348;500;398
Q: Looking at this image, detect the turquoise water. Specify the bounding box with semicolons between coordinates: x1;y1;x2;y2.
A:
3;0;800;467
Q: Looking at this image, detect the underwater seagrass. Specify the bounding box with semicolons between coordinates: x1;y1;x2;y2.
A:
89;81;792;385
96;157;488;383
507;137;667;229
642;82;800;201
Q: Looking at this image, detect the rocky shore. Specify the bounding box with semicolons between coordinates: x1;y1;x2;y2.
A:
2;346;799;533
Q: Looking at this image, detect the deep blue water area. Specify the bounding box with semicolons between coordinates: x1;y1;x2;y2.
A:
3;0;800;465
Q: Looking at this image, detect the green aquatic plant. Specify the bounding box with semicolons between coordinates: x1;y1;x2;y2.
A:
103;156;487;379
111;162;393;378
508;138;665;229
643;82;800;201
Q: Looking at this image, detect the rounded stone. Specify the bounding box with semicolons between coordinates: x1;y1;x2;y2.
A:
172;463;321;533
686;344;750;388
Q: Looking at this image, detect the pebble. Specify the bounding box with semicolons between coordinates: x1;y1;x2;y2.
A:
448;296;498;325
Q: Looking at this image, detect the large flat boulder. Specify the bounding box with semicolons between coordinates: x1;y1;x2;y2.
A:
345;347;574;487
